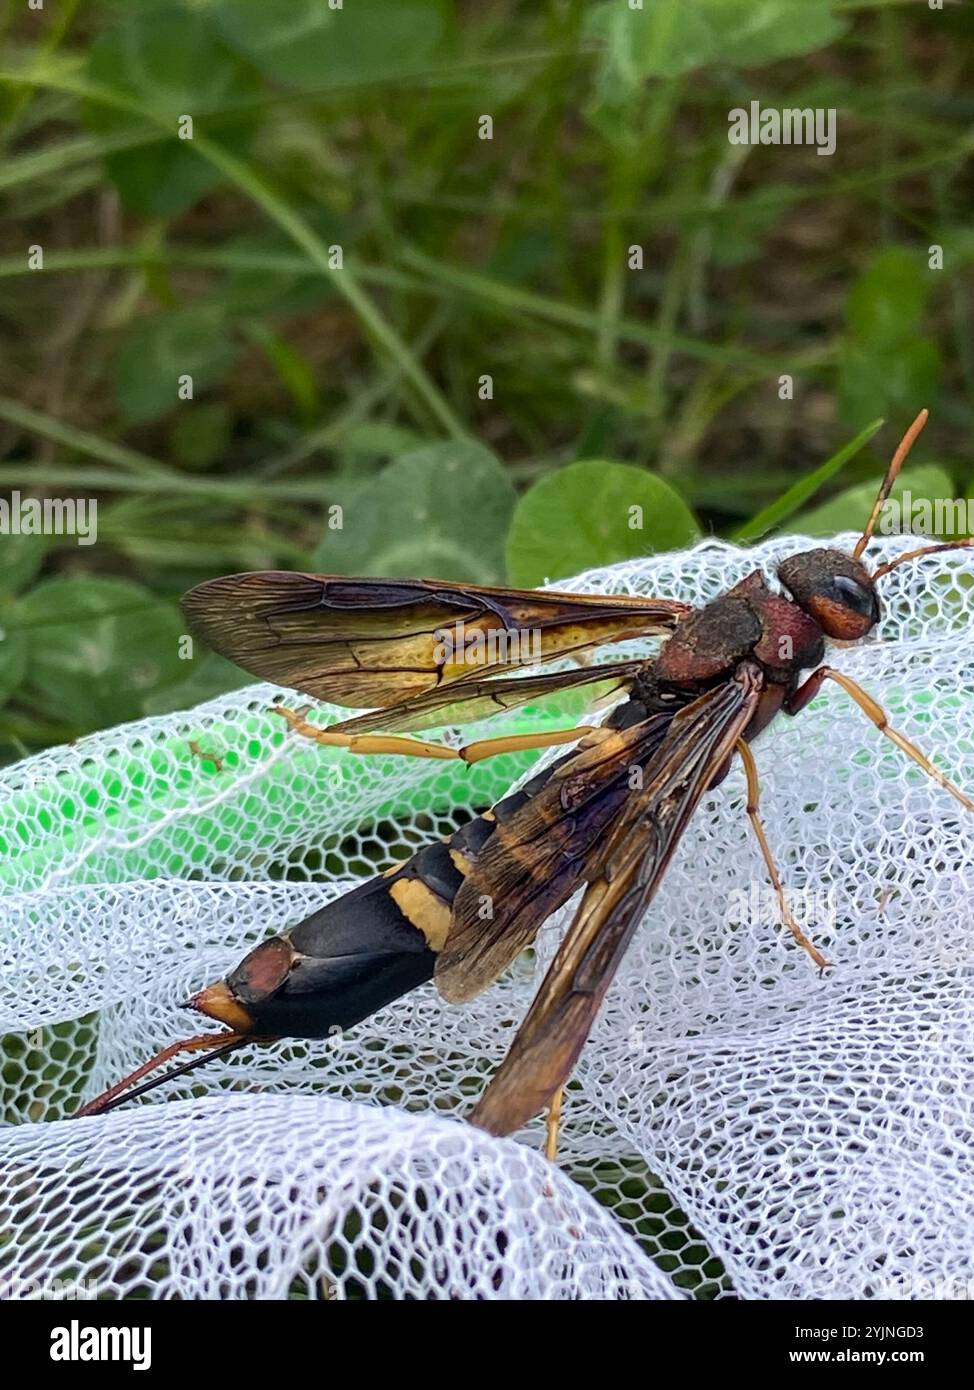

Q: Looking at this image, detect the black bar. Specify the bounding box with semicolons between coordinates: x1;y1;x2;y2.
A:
0;1298;961;1375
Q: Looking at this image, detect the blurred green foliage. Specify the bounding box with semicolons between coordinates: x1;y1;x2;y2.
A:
0;0;972;756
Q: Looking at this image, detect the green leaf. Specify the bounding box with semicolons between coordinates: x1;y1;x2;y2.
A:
591;0;847;88
312;441;515;583
506;461;700;588
0;533;49;597
792;463;957;540
213;0;451;88
142;652;252;715
113;306;242;425
0;532;51;709
838;248;940;431
13;577;187;729
733;417;884;542
339;422;424;459
85;3;259;216
846;248;927;348
838;339;941;434
0;622;28;707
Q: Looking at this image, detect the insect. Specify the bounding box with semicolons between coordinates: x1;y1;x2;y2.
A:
74;411;974;1154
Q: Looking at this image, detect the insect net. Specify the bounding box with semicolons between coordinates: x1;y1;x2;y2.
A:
1;534;973;1301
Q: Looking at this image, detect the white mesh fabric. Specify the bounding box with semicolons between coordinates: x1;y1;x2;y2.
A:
0;1094;679;1300
1;534;973;1300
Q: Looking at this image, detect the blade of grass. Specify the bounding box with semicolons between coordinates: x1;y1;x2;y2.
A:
0;126;166;192
0;63;467;441
241;321;319;425
0;241;834;379
397;245;832;376
0;396;172;480
193;136;466;440
732;418;885;542
262;305;450;474
1;0;81;140
0;394;348;501
0;463;345;503
0;246;426;290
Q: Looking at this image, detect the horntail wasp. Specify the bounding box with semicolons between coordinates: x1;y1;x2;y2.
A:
75;411;974;1156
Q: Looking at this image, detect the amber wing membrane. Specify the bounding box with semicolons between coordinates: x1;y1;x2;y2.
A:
181;571;689;711
434;707;678;1002
466;664;764;1137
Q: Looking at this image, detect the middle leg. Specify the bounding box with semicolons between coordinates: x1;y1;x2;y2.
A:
736;738;830;972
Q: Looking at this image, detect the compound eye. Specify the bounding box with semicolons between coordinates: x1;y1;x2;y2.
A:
832;575;879;622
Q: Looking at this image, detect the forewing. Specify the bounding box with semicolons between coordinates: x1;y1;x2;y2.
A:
467;664;764;1138
181;571;689;711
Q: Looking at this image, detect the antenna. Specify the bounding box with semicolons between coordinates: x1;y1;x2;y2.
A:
853;409;929;561
872;536;974;582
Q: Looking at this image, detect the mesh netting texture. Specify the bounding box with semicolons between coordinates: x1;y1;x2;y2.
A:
1;534;973;1301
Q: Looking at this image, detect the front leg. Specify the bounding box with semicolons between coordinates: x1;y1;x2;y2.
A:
785;666;974;813
783;665;830;718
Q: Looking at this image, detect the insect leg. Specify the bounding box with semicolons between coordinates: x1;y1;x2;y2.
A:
273;705;597;764
786;667;974;814
459;726;597;764
544;1085;564;1162
735;739;831;971
271;705;459;759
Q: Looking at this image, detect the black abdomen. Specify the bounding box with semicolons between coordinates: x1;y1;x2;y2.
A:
226;725;612;1038
234;873;438;1037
